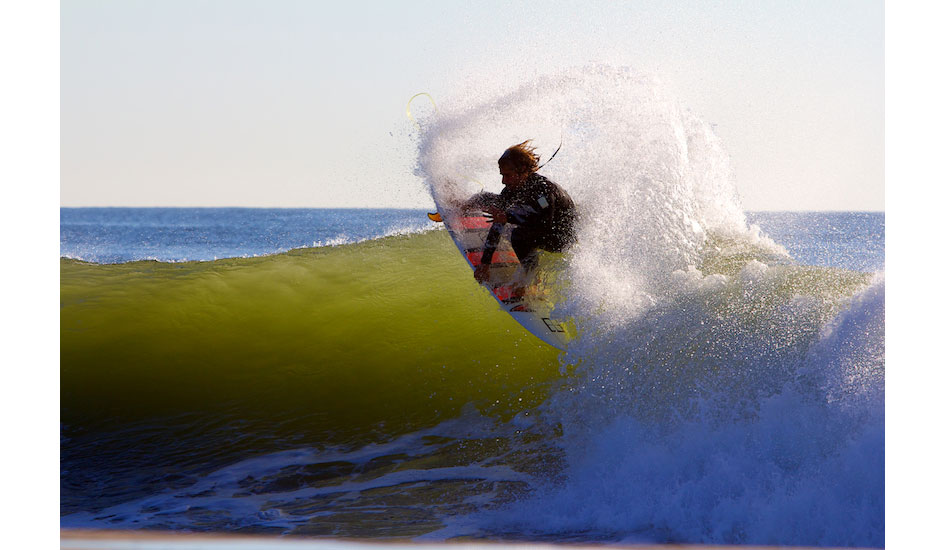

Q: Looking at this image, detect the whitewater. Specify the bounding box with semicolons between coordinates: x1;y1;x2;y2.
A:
61;66;883;547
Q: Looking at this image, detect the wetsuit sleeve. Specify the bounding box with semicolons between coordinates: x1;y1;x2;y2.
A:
505;203;541;225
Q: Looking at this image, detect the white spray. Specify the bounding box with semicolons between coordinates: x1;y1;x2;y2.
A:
416;65;883;547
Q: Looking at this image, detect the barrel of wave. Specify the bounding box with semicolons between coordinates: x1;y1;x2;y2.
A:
60;230;563;442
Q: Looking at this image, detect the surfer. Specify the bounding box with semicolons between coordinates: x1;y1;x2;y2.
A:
471;140;577;284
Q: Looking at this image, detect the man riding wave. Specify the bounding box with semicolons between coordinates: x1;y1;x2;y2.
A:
468;140;577;284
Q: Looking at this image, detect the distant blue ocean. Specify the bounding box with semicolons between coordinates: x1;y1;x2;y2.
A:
60;208;883;273
746;211;884;273
60;208;433;264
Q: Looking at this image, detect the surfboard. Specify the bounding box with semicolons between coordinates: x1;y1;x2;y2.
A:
433;208;571;351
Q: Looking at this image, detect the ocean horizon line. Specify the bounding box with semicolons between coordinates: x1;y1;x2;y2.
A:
59;206;885;213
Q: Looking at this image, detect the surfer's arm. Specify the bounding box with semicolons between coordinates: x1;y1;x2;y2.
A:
474;223;504;284
482;202;540;226
505;203;540;225
479;222;504;265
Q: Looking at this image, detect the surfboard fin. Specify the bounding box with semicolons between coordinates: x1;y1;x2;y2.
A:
427;212;443;222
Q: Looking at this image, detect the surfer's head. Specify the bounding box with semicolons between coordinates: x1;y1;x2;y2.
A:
498;140;539;186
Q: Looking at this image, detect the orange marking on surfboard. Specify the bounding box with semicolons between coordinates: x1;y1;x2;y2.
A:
460;216;493;230
466;251;519;266
492;285;526;302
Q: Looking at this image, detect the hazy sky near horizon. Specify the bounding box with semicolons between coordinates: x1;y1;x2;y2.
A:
61;0;883;210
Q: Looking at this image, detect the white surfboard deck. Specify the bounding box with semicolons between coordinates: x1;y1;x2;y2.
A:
438;208;570;351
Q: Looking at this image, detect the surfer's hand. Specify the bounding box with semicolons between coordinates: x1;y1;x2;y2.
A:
474;263;491;284
483;207;507;225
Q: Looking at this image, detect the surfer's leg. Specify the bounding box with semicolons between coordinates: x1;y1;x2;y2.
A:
510;229;533;263
510;229;542;284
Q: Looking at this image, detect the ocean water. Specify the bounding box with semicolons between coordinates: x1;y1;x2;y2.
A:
60;208;433;264
59;208;883;272
61;66;884;547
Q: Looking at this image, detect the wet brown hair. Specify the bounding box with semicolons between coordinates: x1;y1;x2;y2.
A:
498;140;540;175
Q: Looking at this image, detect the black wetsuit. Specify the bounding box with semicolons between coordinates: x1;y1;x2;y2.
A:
477;173;576;269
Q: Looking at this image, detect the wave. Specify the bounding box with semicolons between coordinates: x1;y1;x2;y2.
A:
412;64;883;546
63;65;883;546
448;268;883;547
61;230;562;434
61;225;882;546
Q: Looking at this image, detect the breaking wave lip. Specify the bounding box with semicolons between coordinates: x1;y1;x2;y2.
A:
414;64;790;325
411;64;884;547
61;252;195;264
303;224;442;250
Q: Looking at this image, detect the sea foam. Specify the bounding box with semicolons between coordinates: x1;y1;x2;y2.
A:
417;65;883;547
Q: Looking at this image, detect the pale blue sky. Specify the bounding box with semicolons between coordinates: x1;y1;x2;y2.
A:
60;0;882;210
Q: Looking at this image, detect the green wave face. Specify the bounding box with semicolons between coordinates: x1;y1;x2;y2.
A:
61;230;562;443
60;227;882;542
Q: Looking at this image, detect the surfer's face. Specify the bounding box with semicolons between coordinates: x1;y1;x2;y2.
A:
499;165;529;187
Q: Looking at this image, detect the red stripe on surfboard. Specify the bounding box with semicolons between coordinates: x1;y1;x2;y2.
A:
466;251;519;266
460;216;492;230
493;285;526;302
